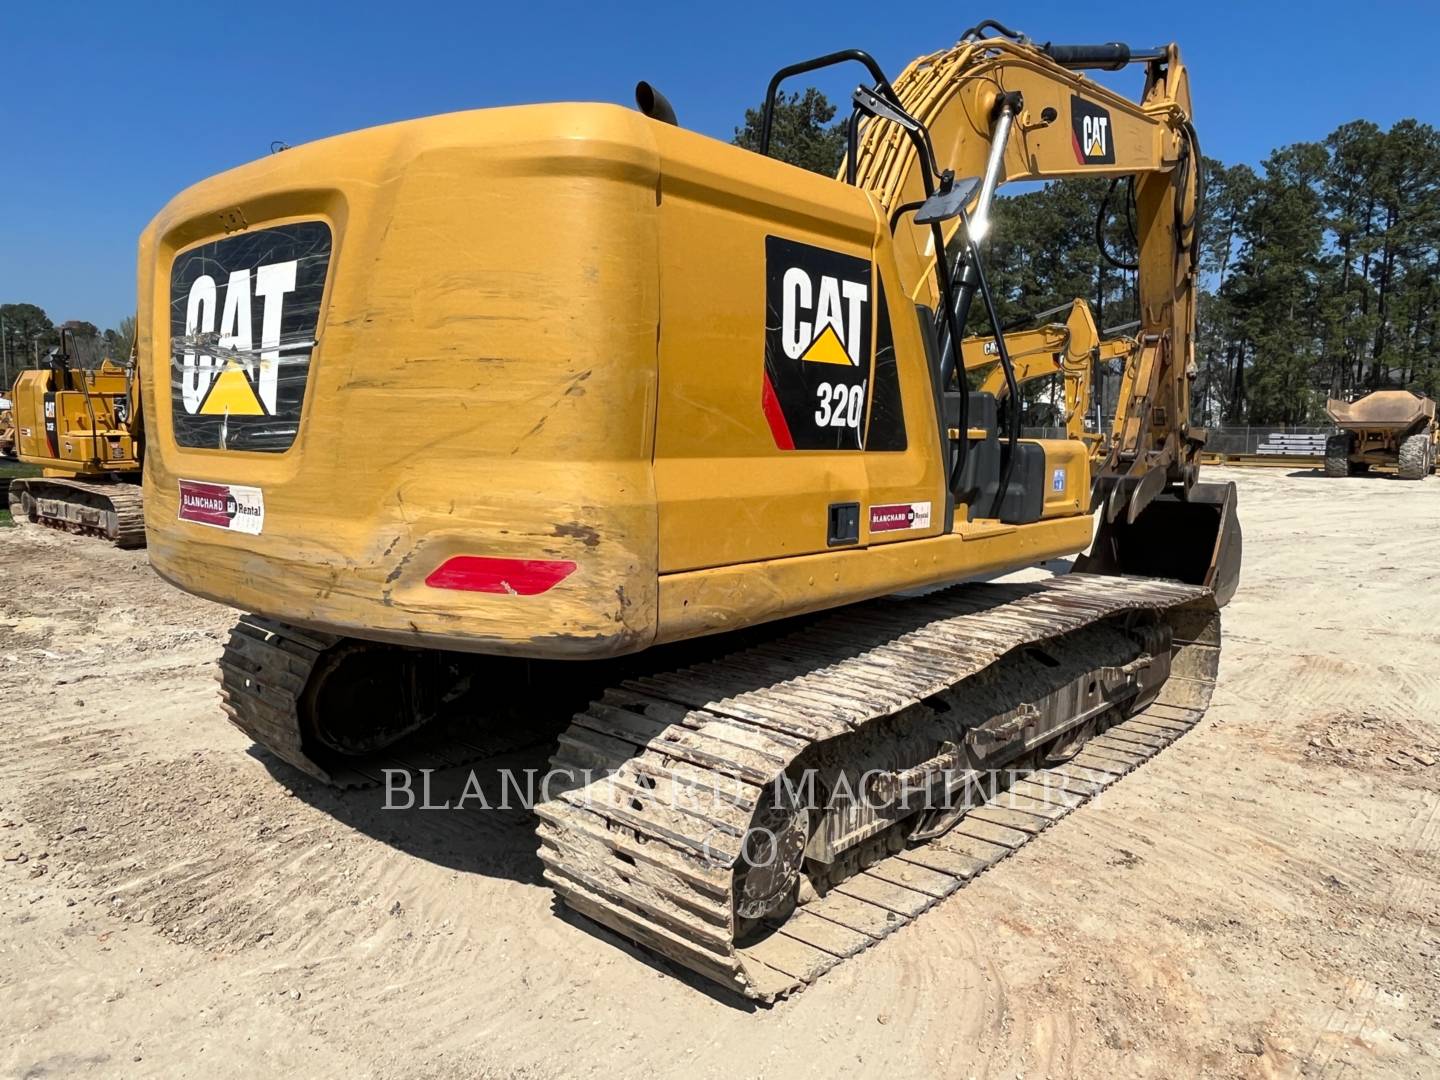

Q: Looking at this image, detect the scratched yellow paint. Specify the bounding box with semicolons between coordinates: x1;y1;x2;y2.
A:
135;38;1202;657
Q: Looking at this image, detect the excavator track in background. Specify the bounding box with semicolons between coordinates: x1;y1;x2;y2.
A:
8;477;145;548
535;573;1218;1000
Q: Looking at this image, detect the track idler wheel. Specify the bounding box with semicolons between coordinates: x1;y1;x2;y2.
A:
734;783;810;925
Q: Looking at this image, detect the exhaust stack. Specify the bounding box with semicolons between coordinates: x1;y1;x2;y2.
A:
634;81;678;126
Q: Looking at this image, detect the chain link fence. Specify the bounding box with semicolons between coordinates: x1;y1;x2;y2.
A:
1018;425;1336;457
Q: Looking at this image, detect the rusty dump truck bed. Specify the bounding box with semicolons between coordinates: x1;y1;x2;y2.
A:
1326;390;1436;432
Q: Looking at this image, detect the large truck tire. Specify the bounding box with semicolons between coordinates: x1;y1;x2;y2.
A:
1397;432;1430;480
1324;433;1352;477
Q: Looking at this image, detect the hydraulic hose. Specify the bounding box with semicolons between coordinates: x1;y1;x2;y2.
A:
1097;177;1139;271
965;224;1021;518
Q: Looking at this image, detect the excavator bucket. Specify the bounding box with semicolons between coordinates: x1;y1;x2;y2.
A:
1075;480;1241;607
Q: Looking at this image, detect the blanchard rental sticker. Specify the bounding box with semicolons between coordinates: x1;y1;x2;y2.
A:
177;479;265;535
868;501;932;533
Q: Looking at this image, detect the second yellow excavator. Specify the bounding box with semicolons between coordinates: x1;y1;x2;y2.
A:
136;21;1240;999
963;297;1139;456
0;398;15;459
7;329;145;546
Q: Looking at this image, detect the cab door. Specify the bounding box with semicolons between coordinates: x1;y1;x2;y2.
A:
651;134;944;575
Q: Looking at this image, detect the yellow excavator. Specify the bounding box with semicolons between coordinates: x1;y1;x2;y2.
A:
137;21;1240;999
0;397;15;459
7;329;145;546
963;297;1139;456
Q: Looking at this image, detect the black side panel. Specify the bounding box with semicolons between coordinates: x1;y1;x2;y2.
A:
42;391;58;456
867;280;906;451
946;391;1000;518
992;442;1046;525
763;235;873;451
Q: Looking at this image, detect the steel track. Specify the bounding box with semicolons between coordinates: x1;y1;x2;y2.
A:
213;575;1219;1000
535;574;1219;999
8;477;145;548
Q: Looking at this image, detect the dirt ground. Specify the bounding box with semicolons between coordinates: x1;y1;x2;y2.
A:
1;466;1437;1079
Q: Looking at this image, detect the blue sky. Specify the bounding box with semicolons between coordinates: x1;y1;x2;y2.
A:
3;1;1436;331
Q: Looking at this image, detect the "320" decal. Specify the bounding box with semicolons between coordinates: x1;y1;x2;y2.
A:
813;380;867;431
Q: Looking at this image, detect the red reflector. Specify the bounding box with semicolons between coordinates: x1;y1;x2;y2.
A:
424;556;577;595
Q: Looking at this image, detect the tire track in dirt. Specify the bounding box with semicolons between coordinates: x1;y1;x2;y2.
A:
1303;793;1440;1077
17;748;553;960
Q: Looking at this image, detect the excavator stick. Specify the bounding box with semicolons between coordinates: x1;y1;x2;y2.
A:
1075;480;1242;607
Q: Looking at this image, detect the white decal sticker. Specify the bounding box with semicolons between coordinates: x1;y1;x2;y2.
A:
869;501;932;533
177;479;265;535
813;380;867;431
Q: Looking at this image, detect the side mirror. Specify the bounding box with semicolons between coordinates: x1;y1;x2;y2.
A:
914;176;980;225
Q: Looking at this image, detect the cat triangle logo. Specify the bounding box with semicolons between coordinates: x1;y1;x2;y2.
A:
780;264;868;367
763;236;875;451
800;323;855;366
1084;118;1108;157
198;361;265;416
1070;95;1115;165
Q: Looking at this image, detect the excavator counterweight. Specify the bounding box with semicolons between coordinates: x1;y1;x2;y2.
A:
137;23;1241;998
